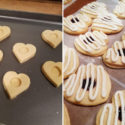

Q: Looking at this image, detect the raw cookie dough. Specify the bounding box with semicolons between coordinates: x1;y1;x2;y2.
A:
103;41;125;68
42;61;62;87
64;13;92;35
64;104;71;125
64;0;72;5
74;31;108;56
0;26;11;42
64;45;79;79
64;63;111;106
3;71;30;99
13;43;36;64
114;1;125;19
91;13;124;34
96;90;125;125
80;1;107;19
41;30;62;48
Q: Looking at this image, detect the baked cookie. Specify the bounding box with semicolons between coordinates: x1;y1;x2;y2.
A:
114;1;125;19
3;71;30;99
0;26;11;42
0;50;3;62
42;61;62;87
64;0;72;5
13;43;36;64
92;13;124;34
64;104;71;125
64;46;79;79
103;41;125;68
74;31;108;56
80;1;107;19
41;30;62;48
96;90;125;125
64;13;92;35
64;63;111;106
122;32;125;40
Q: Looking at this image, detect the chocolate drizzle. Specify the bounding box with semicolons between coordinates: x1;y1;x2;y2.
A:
118;106;125;121
82;78;96;91
117;48;125;56
71;17;79;23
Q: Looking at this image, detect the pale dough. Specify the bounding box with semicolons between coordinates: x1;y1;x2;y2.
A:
3;71;30;99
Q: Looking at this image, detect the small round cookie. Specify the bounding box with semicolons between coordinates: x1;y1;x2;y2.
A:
103;41;125;68
80;1;107;19
64;63;111;106
122;32;125;40
96;90;125;125
0;50;3;62
91;13;124;34
74;31;108;56
64;46;79;79
64;0;72;5
114;1;125;19
64;13;92;35
64;104;70;125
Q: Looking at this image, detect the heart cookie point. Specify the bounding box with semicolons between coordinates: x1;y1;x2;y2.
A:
42;61;62;87
3;71;31;99
41;30;62;48
13;43;36;64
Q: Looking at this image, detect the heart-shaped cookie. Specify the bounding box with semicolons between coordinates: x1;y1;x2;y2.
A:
13;43;36;64
3;71;30;99
42;61;62;87
0;26;11;42
96;90;125;125
41;30;62;48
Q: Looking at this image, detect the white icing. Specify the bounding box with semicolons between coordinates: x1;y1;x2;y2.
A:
114;2;125;15
81;2;106;16
100;91;125;125
64;63;107;101
64;14;86;31
106;41;125;63
92;13;123;30
64;46;78;76
75;31;107;52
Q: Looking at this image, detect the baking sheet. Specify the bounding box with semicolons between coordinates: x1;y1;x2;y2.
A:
64;0;125;125
0;10;62;125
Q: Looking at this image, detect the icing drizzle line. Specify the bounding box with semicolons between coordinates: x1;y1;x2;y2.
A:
106;41;125;63
64;63;107;101
75;31;107;52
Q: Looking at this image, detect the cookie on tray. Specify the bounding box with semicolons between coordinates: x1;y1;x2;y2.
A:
64;104;71;125
74;31;108;56
64;46;79;79
80;1;107;19
91;13;124;34
103;41;125;68
96;90;125;125
64;63;111;106
64;13;92;35
114;1;125;19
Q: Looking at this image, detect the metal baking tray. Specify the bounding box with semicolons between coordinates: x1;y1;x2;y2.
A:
0;9;62;125
64;0;125;125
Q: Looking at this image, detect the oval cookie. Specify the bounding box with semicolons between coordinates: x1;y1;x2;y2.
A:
64;63;111;106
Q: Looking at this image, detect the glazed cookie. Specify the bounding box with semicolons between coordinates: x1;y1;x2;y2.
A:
42;61;62;87
64;13;92;35
92;13;124;34
74;31;108;56
41;30;62;48
13;43;36;64
0;26;11;42
103;41;125;68
64;63;111;106
64;0;72;5
3;71;30;99
64;46;79;79
80;1;107;19
64;104;70;125
96;90;125;125
114;1;125;19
